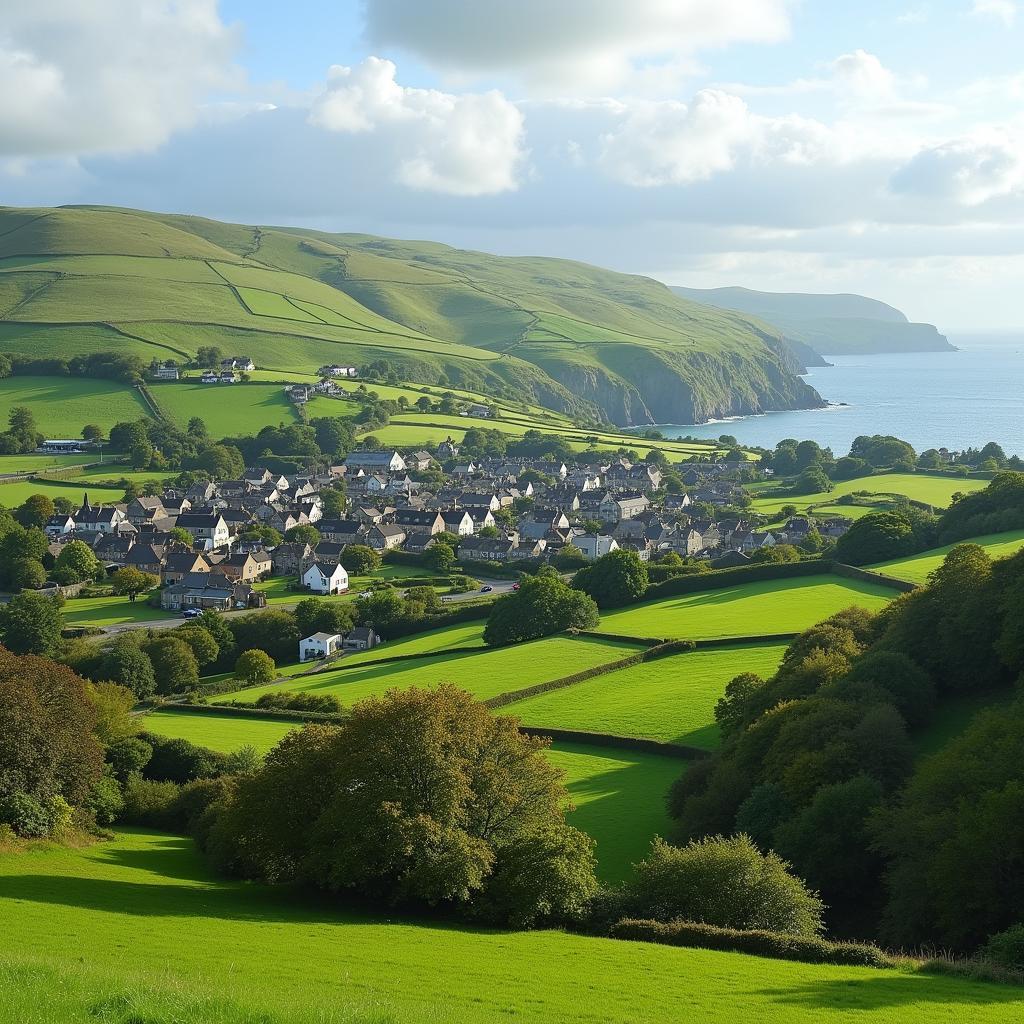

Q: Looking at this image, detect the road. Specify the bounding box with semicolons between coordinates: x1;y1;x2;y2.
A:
99;577;517;635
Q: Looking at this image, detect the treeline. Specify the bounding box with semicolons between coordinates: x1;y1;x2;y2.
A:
0;350;146;384
669;540;1024;954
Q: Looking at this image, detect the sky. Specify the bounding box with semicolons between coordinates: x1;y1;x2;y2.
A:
2;1;1024;329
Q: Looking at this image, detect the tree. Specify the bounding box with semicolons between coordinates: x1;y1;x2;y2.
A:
196;345;223;368
750;544;801;565
484;574;599;646
186;416;208;439
293;597;356;638
174;624;220;668
834;510;916;565
85;681;139;745
15;494;54;529
111;566;159;602
340;544;381;574
714;673;767;736
199;609;236;666
11;557;46;590
0;649;105;819
423;542;456;573
53;540;102;585
320;487;346;518
81;424;103;443
101;635;157;699
144;635;200;695
354;588;406;634
191;443;245;479
167;526;195;548
284;524;321;546
234;649;276;686
792;466;832;495
572;550;648;608
622;835;824;936
205;686;597;925
228;610;300;663
553;544;587;570
0;592;63;656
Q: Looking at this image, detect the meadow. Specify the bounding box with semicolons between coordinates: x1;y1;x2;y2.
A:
0;375;150;437
871;529;1024;584
217;635;642;707
152;382;299;437
61;594;169;629
591;575;894;641
2;830;1021;1024
0;453;92;474
507;642;790;749
0;478;122;509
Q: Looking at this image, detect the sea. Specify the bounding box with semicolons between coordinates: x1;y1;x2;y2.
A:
648;332;1024;457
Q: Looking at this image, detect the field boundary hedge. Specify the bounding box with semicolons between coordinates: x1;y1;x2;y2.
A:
518;728;707;760
575;630;799;648
157;703;341;724
608;919;897;967
832;562;919;592
297;643;490;675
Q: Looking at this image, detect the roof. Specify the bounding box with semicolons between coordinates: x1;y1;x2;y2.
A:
303;632;341;643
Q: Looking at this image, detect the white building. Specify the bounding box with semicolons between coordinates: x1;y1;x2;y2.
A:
301;561;349;595
299;632;343;661
576;534;620;560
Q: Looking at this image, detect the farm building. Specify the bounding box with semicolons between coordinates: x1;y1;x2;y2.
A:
343;626;380;651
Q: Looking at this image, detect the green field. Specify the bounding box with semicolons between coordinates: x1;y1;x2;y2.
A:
2;830;1021;1024
592;575;894;640
0;376;150;437
0;453;92;474
336;622;486;665
61;594;168;628
217;635;641;707
507;642;789;749
0;478;122;509
871;530;1024;584
143;709;300;753
152;382;298;437
749;472;988;518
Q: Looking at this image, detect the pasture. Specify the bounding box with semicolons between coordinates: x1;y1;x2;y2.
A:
508;642;789;749
0;478;122;509
61;594;168;629
871;530;1024;584
591;575;894;641
152;382;298;438
2;831;1021;1024
217;634;642;707
0;453;92;474
0;376;150;437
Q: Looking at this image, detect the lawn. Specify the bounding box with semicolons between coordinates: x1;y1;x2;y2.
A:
508;642;789;749
749;472;988;518
0;375;151;437
152;382;299;438
61;594;168;628
871;530;1024;584
216;635;641;707
2;831;1021;1024
592;575;894;640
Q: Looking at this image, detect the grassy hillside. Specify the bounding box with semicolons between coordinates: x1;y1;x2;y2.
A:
3;830;1021;1024
871;529;1024;584
671;285;953;356
0;376;150;436
0;205;824;426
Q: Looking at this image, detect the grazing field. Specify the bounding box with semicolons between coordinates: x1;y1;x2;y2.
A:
509;642;789;749
61;594;168;628
592;575;894;640
0;479;122;509
143;709;299;754
2;831;1022;1024
336;622;486;665
0;453;92;474
748;472;987;518
871;530;1024;584
0;376;150;436
217;635;642;707
152;382;298;437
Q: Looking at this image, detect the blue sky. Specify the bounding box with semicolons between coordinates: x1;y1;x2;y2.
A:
2;1;1024;328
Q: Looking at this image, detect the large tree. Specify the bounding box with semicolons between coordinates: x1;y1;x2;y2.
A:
53;540;102;585
111;566;159;602
572;549;648;608
0;592;63;656
484;572;599;646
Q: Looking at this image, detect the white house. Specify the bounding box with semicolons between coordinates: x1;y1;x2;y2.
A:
576;534;620;560
299;631;343;661
301;561;349;595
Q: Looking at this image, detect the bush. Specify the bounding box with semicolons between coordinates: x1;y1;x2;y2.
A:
0;792;55;838
340;544;382;574
254;691;342;714
608;919;894;968
139;734;226;784
234;649;276;686
86;769;126;826
572;550;649;609
980;924;1024;969
120;773;181;828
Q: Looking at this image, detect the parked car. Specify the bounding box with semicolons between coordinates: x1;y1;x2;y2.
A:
181;608;201;618
480;585;493;593
512;582;521;591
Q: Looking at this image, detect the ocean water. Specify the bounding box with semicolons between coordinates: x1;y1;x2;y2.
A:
651;333;1024;456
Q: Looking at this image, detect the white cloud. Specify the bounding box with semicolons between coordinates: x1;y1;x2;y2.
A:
0;0;237;157
892;131;1024;204
364;0;793;93
829;50;897;100
970;0;1018;25
309;57;525;195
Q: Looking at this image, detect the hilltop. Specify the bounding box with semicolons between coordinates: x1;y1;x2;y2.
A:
671;284;954;356
0;205;822;427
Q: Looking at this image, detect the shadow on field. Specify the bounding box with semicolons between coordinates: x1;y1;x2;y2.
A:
759;977;1024;1012
94;833;212;883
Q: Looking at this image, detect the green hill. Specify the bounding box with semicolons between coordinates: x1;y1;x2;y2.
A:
671;285;954;356
0;205;823;426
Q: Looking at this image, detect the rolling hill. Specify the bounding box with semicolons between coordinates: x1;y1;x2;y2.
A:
671;285;954;357
0;205;823;426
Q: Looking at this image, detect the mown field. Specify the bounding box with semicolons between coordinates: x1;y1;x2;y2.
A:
2;830;1021;1024
748;472;988;519
61;595;169;629
871;530;1024;584
152;382;298;437
0;478;122;509
592;575;894;641
507;642;789;749
217;635;642;707
0;376;150;437
0;453;92;474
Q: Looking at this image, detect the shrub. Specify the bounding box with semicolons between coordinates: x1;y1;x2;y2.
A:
0;792;54;838
120;773;181;828
980;924;1024;969
572;550;649;608
87;769;126;826
254;691;342;714
234;649;276;686
139;734;226;784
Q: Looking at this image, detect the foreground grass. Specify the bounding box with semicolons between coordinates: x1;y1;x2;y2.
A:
1;830;1021;1024
217;635;641;707
592;575;893;640
871;530;1024;584
507;642;789;749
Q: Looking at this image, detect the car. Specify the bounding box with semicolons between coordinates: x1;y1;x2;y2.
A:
512;582;521;591
479;585;493;593
181;608;201;618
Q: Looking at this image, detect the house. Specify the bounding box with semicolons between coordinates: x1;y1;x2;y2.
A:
222;356;255;371
440;510;475;536
301;561;349;595
271;542;314;576
216;551;269;583
126;496;166;526
437;437;460;460
317;365;358;378
219;370;237;383
200;371;219;383
175;512;230;550
345;450;407;473
161;572;264;612
299;631;343;661
125;542;167;577
459;536;515;561
317;519;367;545
160;551;211;585
394;509;445;534
367;523;407;551
343;626;380;651
92;533;136;567
44;514;76;538
75;496;127;534
576;534;619;560
598;492;651;522
407;450;434;471
154;364;180;380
